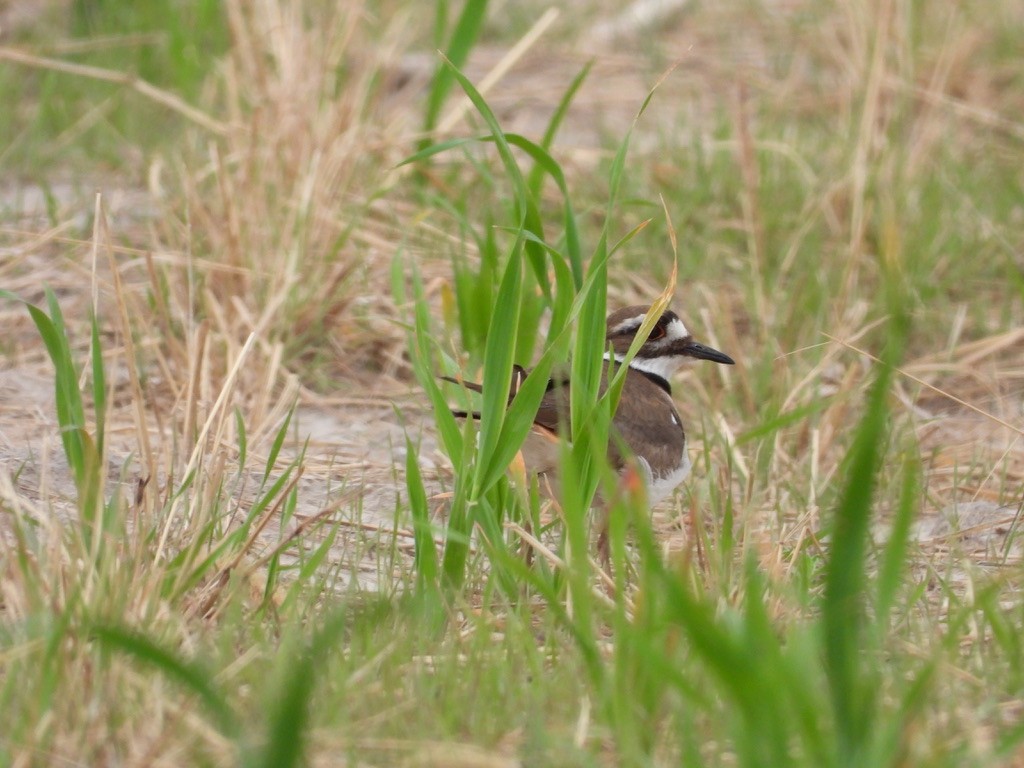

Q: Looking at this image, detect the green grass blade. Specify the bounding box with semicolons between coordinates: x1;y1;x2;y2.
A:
247;611;349;768
89;310;106;456
439;477;473;589
290;526;337;598
505;132;583;288
441;61;549;295
397;136;481;168
569;255;607;441
409;265;464;467
401;129;583;292
234;407;248;469
421;0;489;141
736;398;834;445
44;288;87;435
406;435;439;588
263;406;294;481
567;71;670;441
1;289;87;492
247;464;298;526
469;237;522;497
821;338;900;764
478;353;555;493
876;451;920;629
77;427;104;555
88;622;238;738
279;477;300;530
526;61;593;201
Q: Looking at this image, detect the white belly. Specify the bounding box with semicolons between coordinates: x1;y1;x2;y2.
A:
638;450;692;506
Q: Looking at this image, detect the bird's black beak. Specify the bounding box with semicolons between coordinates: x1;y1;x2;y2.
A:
684;341;735;365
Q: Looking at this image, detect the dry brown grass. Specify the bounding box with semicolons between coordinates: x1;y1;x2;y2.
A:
2;0;1024;763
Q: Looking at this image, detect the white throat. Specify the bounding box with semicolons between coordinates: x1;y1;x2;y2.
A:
604;350;685;380
621;353;682;380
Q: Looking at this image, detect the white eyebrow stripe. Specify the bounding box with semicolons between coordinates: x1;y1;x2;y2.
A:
666;317;689;339
608;313;690;342
609;316;644;336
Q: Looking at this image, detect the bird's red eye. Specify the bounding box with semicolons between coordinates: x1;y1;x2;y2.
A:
649;325;666;340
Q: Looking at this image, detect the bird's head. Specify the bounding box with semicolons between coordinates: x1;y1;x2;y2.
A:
605;305;735;379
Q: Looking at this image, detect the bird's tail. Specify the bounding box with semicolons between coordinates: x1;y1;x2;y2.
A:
439;365;528;418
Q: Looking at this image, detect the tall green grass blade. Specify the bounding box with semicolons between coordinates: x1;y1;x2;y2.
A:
43;287;86;435
247;611;349;768
465;214;499;357
736;398;834;444
246;464;298;527
77;427;104;555
608;217;653;258
471;490;522;597
470;240;522;497
568;71;669;443
286;525;337;606
556;437;598;652
535;232;576;348
234;407;248;469
526;61;593;202
264;554;281;610
421;0;489;144
89;311;106;456
0;290;86;489
569;252;607;442
822;330;903;765
89;622;238;738
504;133;584;289
263;407;294;482
406;435;439;588
876;452;920;627
397;136;481;167
479;353;555;493
409;263;463;468
400;132;582;292
440;61;550;296
514;281;545;369
439;479;473;590
1;289;113;548
405;247;472;589
280;479;299;530
432;0;449;49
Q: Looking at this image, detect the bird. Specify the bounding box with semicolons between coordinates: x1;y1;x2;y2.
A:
443;304;734;564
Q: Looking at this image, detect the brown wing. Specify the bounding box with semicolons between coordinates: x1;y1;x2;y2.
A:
608;368;686;473
442;364;567;478
442;363;686;486
531;371;569;433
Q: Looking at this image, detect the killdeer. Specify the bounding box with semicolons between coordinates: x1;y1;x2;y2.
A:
444;304;734;561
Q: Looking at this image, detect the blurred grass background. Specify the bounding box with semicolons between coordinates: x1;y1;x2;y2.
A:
1;0;1023;765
